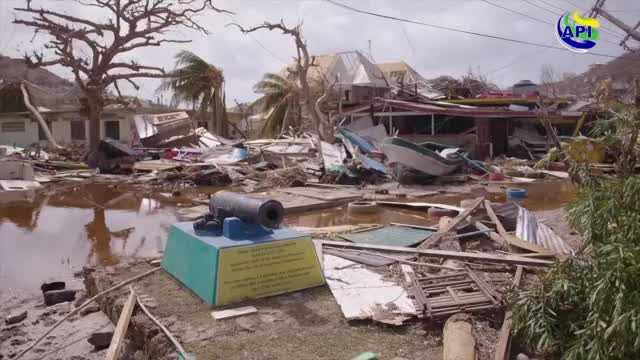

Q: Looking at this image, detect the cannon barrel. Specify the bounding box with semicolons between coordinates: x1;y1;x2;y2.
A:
211;191;284;229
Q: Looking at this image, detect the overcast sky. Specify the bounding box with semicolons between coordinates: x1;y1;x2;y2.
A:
0;0;638;105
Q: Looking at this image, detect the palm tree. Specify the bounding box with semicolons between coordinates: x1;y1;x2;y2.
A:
158;51;227;136
253;73;300;138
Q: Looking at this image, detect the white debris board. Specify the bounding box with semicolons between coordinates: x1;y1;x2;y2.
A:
323;254;417;325
211;306;258;320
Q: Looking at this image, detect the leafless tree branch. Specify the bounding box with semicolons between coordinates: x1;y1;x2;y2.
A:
12;0;229;154
231;20;332;141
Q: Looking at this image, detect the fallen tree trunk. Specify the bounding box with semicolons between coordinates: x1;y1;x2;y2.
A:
21;82;62;149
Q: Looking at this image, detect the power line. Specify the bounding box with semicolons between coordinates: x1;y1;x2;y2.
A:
323;0;618;58
480;0;622;47
519;0;559;16
224;13;289;65
479;0;552;25
535;0;569;13
521;0;626;38
558;0;588;11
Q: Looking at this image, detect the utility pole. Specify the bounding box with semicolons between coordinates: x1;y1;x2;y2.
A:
620;20;640;51
590;0;640;47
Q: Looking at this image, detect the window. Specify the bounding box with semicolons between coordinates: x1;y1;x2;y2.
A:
344;90;351;102
38;120;52;140
104;120;120;140
70;120;86;141
1;121;25;133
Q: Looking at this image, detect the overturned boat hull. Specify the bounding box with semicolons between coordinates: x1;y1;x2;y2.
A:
381;137;463;177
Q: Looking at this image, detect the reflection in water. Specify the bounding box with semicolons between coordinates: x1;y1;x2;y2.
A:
0;180;576;289
0;184;177;289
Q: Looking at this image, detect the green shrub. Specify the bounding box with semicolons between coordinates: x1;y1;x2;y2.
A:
512;176;640;359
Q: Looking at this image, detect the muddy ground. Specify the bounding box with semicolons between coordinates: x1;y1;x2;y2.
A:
84;261;444;360
0;280;114;360
0;179;581;359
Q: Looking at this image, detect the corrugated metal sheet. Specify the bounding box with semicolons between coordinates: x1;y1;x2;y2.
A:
516;205;573;255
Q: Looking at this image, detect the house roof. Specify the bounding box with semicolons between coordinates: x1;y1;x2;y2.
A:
343;98;541;119
281;51;389;88
0;80;167;115
377;61;443;99
377;61;425;83
0;55;73;88
0;80;83;113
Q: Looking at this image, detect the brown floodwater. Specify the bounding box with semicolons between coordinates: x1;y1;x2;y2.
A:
0;180;575;290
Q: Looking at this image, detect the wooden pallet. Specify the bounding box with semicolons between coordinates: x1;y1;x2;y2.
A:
403;268;501;319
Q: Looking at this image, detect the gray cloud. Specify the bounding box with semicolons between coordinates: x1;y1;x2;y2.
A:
0;0;637;104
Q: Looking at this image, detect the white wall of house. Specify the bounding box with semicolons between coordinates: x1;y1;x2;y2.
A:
0;112;134;147
0;115;40;147
51;119;72;144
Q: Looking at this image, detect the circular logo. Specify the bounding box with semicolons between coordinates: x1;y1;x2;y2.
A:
556;12;600;53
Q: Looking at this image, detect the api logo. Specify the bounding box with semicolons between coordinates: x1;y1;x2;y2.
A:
556;12;600;53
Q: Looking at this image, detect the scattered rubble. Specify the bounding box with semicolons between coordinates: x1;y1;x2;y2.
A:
87;331;113;350
44;289;77;306
5;311;27;326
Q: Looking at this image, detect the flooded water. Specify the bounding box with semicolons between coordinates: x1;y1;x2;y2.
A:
285;180;576;228
0;180;575;290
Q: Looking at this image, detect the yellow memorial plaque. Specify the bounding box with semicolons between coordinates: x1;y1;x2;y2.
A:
215;237;324;305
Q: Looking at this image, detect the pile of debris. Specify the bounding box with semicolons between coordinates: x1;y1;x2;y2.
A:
311;197;571;359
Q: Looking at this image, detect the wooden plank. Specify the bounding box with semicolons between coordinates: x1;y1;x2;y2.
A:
105;288;137;360
211;306;258;320
420;197;485;249
399;264;415;285
390;223;438;231
279;187;362;202
466;268;500;305
322;248;399;267
474;221;507;247
291;224;379;234
440;197;484;233
377;201;463;212
319;240;553;266
494;266;525;360
484;201;508;237
513;265;524;287
540;170;570;179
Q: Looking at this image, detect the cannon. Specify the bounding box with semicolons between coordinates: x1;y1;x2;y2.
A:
193;191;284;234
162;190;323;306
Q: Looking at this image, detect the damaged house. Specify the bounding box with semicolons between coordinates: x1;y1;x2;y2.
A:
0;81;173;147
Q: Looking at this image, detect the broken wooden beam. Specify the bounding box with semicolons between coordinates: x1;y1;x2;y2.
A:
420;197;485;249
319;240;553;266
494;266;525;360
105;287;137;360
484;200;508;236
474;221;507;247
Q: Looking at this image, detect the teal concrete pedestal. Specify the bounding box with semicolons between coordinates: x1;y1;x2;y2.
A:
161;221;324;306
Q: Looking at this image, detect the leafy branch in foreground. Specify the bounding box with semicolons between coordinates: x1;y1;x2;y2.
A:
512;176;640;359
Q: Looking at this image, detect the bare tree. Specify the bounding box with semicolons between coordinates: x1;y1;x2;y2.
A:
13;0;228;160
231;20;333;141
540;64;559;97
460;67;498;97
